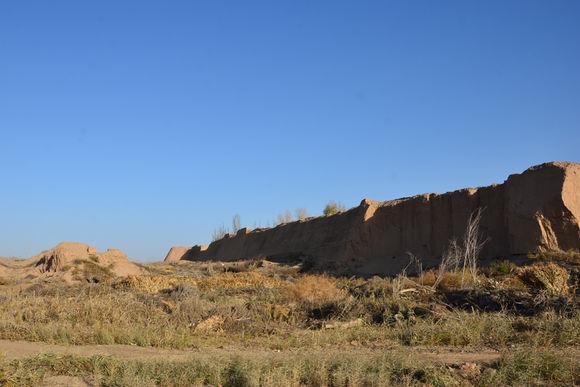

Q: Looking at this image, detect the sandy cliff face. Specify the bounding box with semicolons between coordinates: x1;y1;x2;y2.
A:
505;162;580;254
167;162;580;275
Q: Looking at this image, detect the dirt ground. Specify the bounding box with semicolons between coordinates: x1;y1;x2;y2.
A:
0;339;502;365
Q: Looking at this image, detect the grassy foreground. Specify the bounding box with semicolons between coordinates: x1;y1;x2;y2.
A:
0;252;578;385
1;348;578;386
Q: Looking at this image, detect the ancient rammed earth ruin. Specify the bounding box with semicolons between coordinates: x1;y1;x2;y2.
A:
166;162;580;275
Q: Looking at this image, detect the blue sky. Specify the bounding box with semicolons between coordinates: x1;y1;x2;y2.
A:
1;1;578;260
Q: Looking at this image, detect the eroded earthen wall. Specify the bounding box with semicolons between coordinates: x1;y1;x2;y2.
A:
166;162;580;275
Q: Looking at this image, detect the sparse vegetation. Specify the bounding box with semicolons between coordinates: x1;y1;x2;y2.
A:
211;224;229;241
0;258;577;351
323;201;346;216
0;341;577;386
0;254;578;386
276;210;293;225
0;247;571;385
63;259;116;283
0;218;577;386
211;214;244;242
295;208;309;221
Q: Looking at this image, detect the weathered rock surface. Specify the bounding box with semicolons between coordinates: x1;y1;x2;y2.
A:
167;162;580;275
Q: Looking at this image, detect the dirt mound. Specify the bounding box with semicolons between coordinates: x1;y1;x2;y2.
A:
1;242;142;283
35;242;98;273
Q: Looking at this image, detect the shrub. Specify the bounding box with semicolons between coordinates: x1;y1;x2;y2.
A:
72;261;114;283
212;224;229;241
518;263;570;295
489;260;518;276
323;201;346;216
285;275;344;304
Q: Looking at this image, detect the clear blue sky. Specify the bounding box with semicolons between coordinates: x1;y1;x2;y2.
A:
1;1;579;260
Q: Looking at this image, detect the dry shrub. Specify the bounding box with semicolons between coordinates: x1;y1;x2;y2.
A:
439;272;472;291
518;263;570;295
418;271;437;287
112;275;196;293
419;271;475;292
285;275;344;303
195;315;225;332
268;304;292;321
431;208;487;290
195;271;282;291
113;271;282;294
73;261;114;283
353;276;392;298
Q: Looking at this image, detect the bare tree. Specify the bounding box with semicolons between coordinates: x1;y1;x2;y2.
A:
212;224;228;242
295;208;309;221
432;239;461;289
232;214;241;233
276;211;293;225
461;208;487;287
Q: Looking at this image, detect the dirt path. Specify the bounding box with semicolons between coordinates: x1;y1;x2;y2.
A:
0;340;207;361
0;339;502;365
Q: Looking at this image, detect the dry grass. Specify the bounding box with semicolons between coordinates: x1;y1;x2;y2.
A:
0;257;578;385
418;270;478;292
113;271;283;294
0;259;577;351
1;348;577;386
284;275;344;303
0;350;459;386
